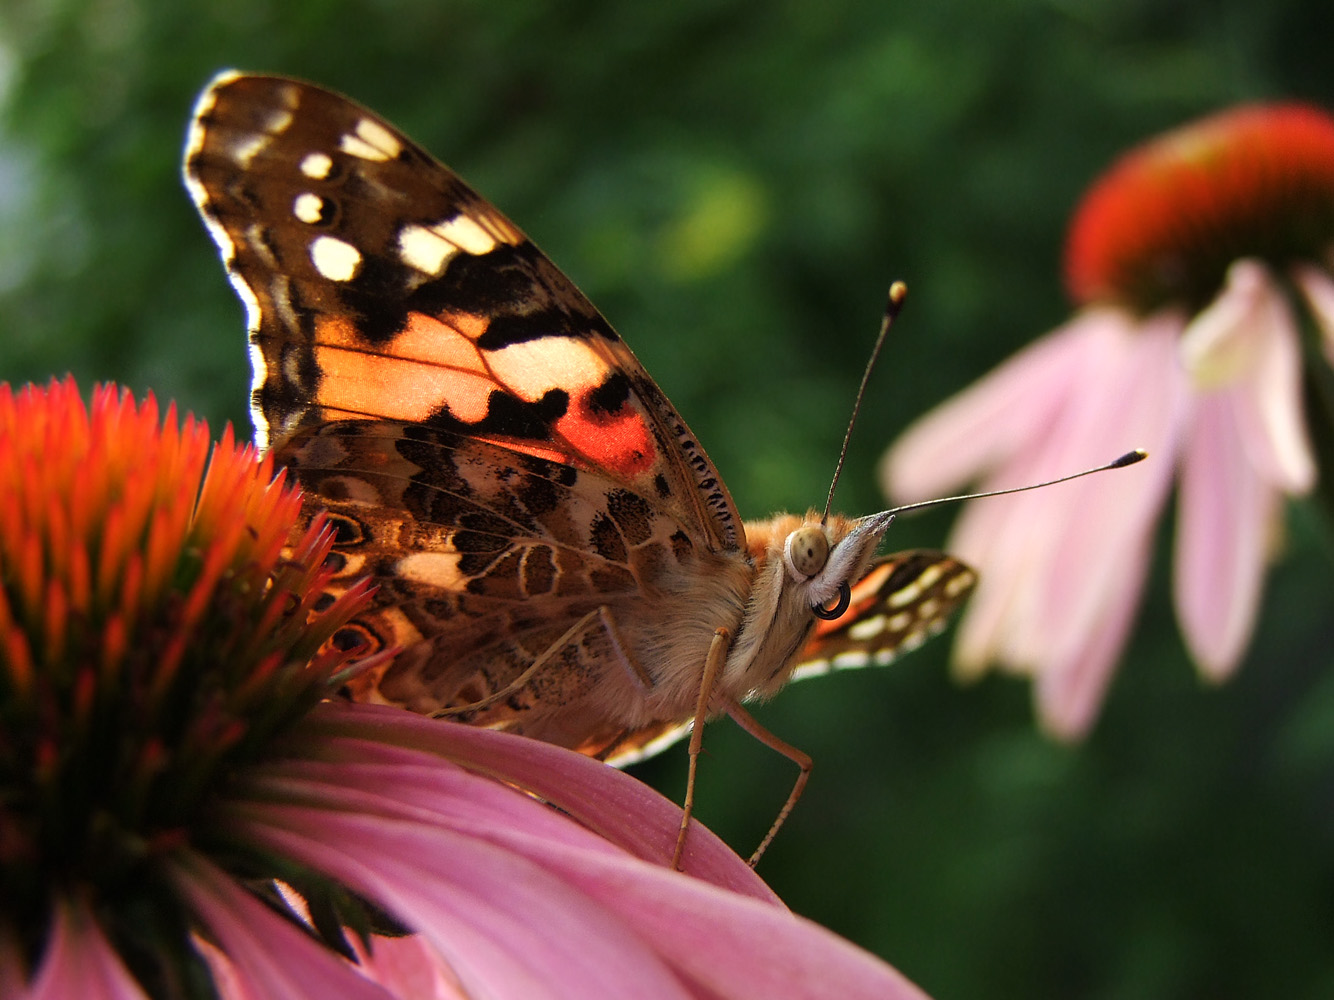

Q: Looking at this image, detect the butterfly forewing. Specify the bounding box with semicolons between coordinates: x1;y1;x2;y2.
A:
184;72;742;550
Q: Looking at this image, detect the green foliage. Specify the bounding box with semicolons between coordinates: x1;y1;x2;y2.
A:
2;1;1332;996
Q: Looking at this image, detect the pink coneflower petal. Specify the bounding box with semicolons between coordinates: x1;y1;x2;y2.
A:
926;310;1184;722
235;791;691;998
1173;395;1276;679
222;707;927;1000
1293;261;1334;363
295;703;776;898
345;930;468;999
170;854;398;1000
1179;259;1315;491
880;312;1104;502
24;899;148;1000
1022;318;1183;668
1035;537;1150;740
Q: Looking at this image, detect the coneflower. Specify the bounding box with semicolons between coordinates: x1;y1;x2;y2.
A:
2;379;931;999
882;103;1334;739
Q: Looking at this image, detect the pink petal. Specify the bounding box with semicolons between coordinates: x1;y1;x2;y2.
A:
531;848;931;1000
1035;539;1150;740
1293;260;1334;366
347;933;469;999
25;897;149;1000
294;702;776;901
228;781;701;999
1173;394;1276;679
880;310;1114;502
166;853;398;1000
939;311;1184;729
1180;260;1314;491
0;928;30;999
225;750;930;1000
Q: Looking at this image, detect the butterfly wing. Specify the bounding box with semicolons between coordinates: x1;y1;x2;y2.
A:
184;72;745;737
789;550;975;681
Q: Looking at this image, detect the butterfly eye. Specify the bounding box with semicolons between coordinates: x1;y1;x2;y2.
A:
784;525;830;579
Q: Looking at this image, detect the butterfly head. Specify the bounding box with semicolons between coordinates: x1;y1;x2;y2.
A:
789;510;895;619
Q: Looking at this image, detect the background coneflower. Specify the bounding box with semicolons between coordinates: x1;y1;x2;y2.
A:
883;102;1334;739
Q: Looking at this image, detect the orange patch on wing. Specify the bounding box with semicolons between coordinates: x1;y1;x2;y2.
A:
315;312;489;369
313;316;494;422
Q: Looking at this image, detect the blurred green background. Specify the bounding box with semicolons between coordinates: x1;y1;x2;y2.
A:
3;1;1333;996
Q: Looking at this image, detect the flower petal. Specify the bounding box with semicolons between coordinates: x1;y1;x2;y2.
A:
25;897;149;1000
1173;394;1276;679
880;310;1115;502
1293;260;1334;365
224;742;930;1000
292;703;777;900
227;770;702;999
167;853;398;1000
936;310;1184;730
1035;541;1149;740
347;932;469;1000
1180;259;1315;491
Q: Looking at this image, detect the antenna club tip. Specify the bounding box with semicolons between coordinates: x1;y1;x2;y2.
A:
887;281;908;307
1112;449;1149;468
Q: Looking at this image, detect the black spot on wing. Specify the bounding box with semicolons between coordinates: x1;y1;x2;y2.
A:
589;512;627;562
426;387;570;439
336;253;419;343
588;371;632;417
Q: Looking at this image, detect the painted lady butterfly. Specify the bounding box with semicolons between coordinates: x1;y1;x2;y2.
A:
183;72;975;866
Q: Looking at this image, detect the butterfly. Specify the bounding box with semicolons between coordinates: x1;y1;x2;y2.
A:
183;71;976;867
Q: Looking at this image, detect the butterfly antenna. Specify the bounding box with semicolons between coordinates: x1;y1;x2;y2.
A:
885;449;1149;517
822;281;908;525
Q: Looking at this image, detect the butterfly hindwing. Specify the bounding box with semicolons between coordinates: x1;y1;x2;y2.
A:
791;551;976;681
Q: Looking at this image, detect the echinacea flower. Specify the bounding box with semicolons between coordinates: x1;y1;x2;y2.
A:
881;103;1334;740
1;378;932;999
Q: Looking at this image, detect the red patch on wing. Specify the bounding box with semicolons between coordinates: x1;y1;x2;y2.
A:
556;388;656;477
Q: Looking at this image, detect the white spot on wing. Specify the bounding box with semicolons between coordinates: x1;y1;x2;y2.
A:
397;552;466;589
310;236;362;281
262;108;294;134
301;152;333;179
847;615;886;641
230;132;270;167
946;572;975;598
398;224;454;275
887;580;922;609
340;117;402;161
398;215;500;276
293;193;325;225
434;215;498;255
831;651;870;670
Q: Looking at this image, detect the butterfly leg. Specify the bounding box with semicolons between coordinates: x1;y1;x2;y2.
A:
434;606;610;717
723;698;812;868
672;626;731;871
